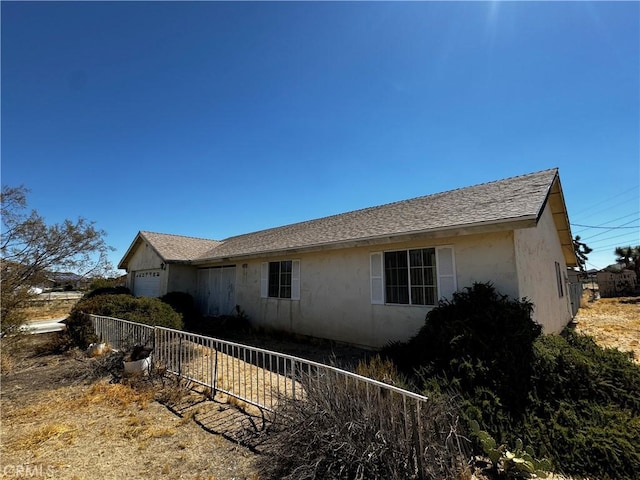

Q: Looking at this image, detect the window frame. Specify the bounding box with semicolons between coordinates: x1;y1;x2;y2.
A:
269;260;292;298
261;259;300;300
384;248;437;306
555;261;564;298
371;246;456;306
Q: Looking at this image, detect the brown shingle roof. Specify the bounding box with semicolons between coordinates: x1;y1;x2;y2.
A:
117;232;222;269
198;168;560;261
140;232;222;261
119;168;572;269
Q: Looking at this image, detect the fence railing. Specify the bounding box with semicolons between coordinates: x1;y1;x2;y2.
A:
90;314;155;351
90;314;429;432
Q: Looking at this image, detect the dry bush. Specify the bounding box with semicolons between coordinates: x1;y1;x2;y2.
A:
81;382;155;410
0;336;24;374
1;345;14;374
257;370;470;480
10;423;76;450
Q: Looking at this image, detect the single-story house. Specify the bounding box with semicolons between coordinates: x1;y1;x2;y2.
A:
118;168;577;348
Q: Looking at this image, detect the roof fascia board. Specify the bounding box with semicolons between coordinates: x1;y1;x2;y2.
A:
549;176;577;266
117;232;144;270
530;170;577;267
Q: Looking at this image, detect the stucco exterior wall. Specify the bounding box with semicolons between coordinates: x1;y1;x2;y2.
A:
125;242;167;294
234;230;519;348
166;264;198;297
514;205;572;333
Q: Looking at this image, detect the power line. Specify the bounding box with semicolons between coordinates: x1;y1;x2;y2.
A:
584;230;640;245
586;260;606;270
572;223;638;230
570;185;639;217
580;218;640;241
593;240;640;251
572;211;639;233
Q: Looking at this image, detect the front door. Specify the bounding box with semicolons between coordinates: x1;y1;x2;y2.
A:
197;266;236;316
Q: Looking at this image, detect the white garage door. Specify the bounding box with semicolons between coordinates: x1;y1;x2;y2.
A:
133;270;162;297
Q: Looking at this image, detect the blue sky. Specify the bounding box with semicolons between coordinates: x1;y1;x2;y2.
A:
2;1;638;273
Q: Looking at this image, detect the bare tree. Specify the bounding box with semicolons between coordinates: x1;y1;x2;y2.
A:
1;185;113;334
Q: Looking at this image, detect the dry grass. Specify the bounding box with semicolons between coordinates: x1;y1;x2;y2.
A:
1;335;258;480
18;298;79;321
574;294;640;363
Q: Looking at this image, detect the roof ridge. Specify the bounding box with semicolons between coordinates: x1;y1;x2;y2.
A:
399;167;558;203
219;167;559;242
140;231;220;243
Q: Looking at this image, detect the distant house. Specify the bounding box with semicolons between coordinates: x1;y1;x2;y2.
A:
597;269;638;297
118;168;578;348
45;272;88;291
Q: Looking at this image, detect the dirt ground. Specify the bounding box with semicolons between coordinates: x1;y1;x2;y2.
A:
0;335;260;480
2;294;637;479
573;294;640;363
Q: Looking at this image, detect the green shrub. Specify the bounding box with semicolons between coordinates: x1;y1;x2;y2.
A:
470;420;552;479
531;331;640;412
522;331;640;479
66;294;183;348
160;291;202;330
381;282;640;479
83;286;131;299
384;282;540;415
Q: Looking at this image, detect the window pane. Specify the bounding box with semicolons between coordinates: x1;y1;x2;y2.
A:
398;286;409;304
410;249;423;267
410;267;424;286
268;262;280;297
406;249;437;305
280;261;292;298
384;251;409;304
411;287;425;305
425;249;436;266
281;260;292;274
280;285;292;299
425;286;435;306
424;267;434;286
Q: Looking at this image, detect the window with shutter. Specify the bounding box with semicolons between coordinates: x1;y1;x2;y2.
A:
371;246;456;305
262;260;300;300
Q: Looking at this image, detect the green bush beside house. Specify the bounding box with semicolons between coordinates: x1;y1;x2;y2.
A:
66;292;183;348
381;282;640;480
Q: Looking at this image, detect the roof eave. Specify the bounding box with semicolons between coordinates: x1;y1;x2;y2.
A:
117;232;144;270
545;174;577;267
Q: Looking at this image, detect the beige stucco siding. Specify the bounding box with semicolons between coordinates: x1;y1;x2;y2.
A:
125;241;168;294
166;264;198;297
514;205;572;333
451;231;518;300
235;230;519;348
